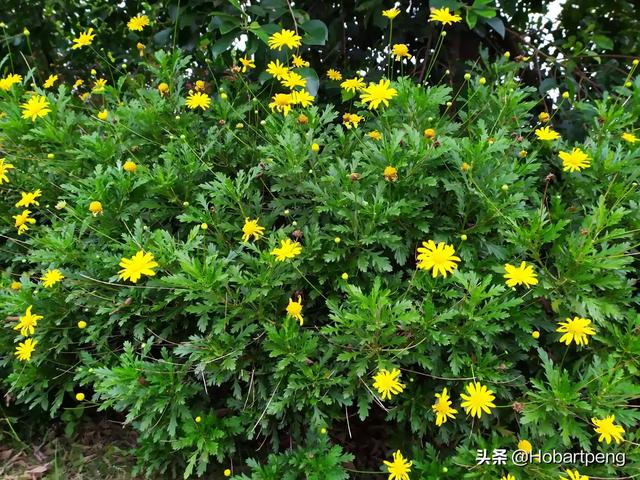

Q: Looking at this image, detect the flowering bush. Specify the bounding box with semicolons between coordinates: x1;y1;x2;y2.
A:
1;5;640;480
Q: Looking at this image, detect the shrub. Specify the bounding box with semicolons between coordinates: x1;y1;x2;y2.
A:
1;6;639;480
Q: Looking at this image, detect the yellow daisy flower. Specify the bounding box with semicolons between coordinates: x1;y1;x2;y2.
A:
504;261;538;288
559;147;590;172
556;317;596;346
14;306;43;337
268;29;302;50
359;79;398;110
591;415;624;444
460;382;496;418
127;14;150;32
118;250;159;283
416;240;461;278
429;7;462;26
43;74;58;89
20;95;51;121
42;269;64;288
71;28;96;50
534;126;560;141
15;189;42;208
15;338;38;361
383;450;412;480
327;69;342;81
286;296;304;325
186;91;211;110
270;238;302;261
242;218;265;242
382;8;400;20
432;387;458;426
372;368;405;400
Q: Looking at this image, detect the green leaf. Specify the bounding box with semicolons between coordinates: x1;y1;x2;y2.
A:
593;34;614;51
486;17;505;38
211;32;237;57
301;20;328;46
466;10;478;29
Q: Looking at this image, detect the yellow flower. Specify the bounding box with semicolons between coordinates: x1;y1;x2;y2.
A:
224;469;232;477
71;28;96;50
592;415;624;444
78;320;87;329
0;73;23;91
127;14;150;32
266;59;290;80
561;469;588;480
43;74;58;89
383;166;398;182
291;89;315;107
72;79;84;89
559;147;590;172
368;130;382;141
534;126;560;141
15;338;37;361
136;42;145;56
270;238;302;261
432;387;458;426
20;95;51;121
383;450;412;480
158;82;169;95
382;8;400;20
0;157;15;184
327;69;342;81
195;80;206;91
269;93;293;116
416;240;461;278
532;330;540;339
556;317;596;346
311;143;320;153
13;210;36;234
340;77;365;93
97;109;108;120
242;218;265;242
622;132;638;143
360;79;398;110
14;306;43;336
118;250;159;283
92;78;107;93
460;382;496;418
517;439;532;453
341;272;349;280
123;160;137;172
372;368;405;400
42;269;64;288
268;29;302;50
500;475;516;480
76;392;85;401
239;56;256;72
286;296;304;325
281;71;306;89
10;281;22;290
89;201;103;216
504;261;538;288
538;111;550;123
429;7;462;26
292;55;309;68
15;189;42;208
424;128;436;139
342;112;363;129
391;43;412;60
186;91;211;110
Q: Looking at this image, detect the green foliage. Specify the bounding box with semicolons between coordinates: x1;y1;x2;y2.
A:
1;6;640;479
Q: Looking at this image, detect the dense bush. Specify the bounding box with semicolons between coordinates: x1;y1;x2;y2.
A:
1;5;639;480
